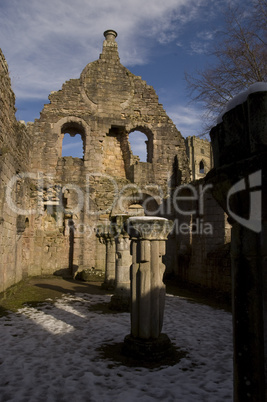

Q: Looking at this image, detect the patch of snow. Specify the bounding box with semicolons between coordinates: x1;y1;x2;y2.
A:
0;293;233;402
128;217;168;221
217;82;267;123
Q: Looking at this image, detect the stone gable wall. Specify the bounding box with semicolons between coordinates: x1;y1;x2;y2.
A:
0;33;230;295
25;32;190;275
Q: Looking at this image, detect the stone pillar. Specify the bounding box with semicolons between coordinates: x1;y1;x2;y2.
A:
96;223;116;289
115;231;131;291
109;215;132;311
123;217;173;360
207;88;267;401
231;221;265;401
105;238;116;286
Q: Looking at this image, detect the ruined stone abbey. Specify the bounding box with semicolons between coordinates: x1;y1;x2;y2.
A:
0;30;230;294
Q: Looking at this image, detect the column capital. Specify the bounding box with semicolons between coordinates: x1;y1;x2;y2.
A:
126;217;173;240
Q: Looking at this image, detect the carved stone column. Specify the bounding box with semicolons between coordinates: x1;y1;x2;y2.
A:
109;215;132;311
123;216;173;360
207;88;267;402
96;223;116;289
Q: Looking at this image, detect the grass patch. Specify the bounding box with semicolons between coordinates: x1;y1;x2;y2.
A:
0;276;108;317
0;277;66;316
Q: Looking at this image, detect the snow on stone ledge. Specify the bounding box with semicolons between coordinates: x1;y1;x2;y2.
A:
127;216;168;221
217;82;267;123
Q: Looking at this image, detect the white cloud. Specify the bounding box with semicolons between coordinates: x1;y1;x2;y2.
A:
167;104;204;137
0;0;210;100
189;40;210;54
197;30;215;40
187;29;216;54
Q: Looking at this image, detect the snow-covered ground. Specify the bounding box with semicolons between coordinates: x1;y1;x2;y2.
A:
0;292;233;402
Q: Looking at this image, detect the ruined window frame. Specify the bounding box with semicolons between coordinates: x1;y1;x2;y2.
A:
54;117;88;160
199;160;205;174
128;126;154;163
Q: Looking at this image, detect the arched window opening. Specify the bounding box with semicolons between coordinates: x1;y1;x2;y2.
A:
62;133;83;158
129;131;147;162
199;160;205;174
128;128;153;163
60;122;85;159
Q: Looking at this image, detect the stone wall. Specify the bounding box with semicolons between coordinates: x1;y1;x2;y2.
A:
0;49;32;291
173;181;231;293
188;189;231;293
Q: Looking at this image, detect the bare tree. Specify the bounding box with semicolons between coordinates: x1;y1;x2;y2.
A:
185;0;267;134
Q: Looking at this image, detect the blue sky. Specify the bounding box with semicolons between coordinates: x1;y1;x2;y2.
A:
0;0;244;160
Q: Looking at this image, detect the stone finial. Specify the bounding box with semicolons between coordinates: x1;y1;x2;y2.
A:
101;29;119;61
103;30;118;42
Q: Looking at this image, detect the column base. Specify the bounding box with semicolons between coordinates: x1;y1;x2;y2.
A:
109;293;130;312
101;279;115;290
123;333;172;361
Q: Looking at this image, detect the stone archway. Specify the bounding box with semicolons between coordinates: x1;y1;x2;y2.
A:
53;116;89;159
